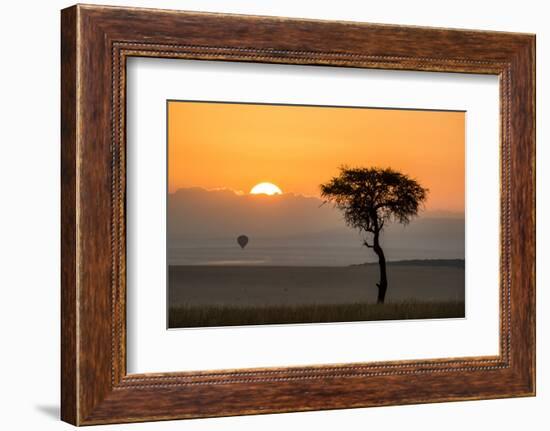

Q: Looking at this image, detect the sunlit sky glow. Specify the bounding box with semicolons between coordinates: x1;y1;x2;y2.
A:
168;101;465;212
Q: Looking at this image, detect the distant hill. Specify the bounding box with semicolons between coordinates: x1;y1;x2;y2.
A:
351;259;465;268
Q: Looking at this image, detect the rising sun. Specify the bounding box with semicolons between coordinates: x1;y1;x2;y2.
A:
250;182;283;196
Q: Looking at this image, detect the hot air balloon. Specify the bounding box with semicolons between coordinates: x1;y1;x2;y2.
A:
237;235;249;249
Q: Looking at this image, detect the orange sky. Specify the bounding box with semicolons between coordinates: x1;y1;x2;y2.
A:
168;101;465;212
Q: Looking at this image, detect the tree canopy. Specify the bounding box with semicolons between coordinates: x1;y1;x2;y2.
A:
320;167;428;235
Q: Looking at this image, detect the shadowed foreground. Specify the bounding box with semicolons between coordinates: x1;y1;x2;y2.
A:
168;261;465;328
169;301;465;328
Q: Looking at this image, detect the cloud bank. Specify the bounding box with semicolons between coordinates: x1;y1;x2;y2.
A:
168;187;464;250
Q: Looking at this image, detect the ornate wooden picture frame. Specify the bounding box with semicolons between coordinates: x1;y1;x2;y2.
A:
61;4;535;425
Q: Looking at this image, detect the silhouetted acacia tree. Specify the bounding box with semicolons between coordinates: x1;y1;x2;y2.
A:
320;167;428;304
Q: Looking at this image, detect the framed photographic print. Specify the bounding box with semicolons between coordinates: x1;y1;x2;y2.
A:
165;101;466;329
61;4;535;425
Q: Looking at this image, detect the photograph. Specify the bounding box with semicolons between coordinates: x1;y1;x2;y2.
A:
167;100;466;328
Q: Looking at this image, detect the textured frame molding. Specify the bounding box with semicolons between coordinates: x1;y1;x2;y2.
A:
61;4;535;425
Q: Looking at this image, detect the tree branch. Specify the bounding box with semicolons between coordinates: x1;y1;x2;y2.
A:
363;239;374;248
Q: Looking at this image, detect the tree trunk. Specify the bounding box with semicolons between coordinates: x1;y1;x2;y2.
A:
373;230;388;304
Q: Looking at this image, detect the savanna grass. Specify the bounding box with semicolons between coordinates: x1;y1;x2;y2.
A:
169;300;465;328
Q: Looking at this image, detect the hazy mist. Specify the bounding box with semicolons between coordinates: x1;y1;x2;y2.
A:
168;187;464;266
